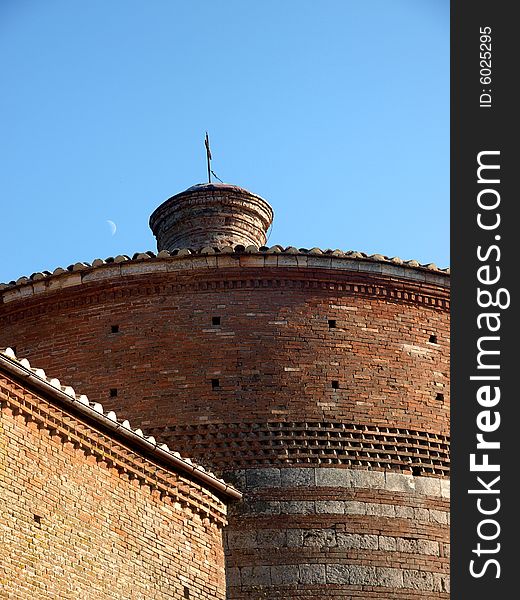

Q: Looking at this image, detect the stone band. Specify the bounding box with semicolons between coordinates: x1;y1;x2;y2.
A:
229;467;450;498
227;564;449;593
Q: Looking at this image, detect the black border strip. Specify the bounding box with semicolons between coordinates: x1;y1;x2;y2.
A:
451;2;514;595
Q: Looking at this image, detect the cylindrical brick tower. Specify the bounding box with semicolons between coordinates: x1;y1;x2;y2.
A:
0;182;450;599
149;183;274;250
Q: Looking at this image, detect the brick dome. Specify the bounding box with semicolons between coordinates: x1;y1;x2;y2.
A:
149;183;274;251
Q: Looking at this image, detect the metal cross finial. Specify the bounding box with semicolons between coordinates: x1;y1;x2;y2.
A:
205;132;212;183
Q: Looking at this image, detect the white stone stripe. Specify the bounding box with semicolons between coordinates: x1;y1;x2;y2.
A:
2;254;449;302
225;528;445;556
227;564;449;593
238;467;450;498
239;499;449;524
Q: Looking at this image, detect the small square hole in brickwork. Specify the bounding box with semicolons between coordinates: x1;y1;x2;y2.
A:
211;379;220;390
33;514;42;525
412;466;421;476
110;388;118;397
436;392;444;401
183;587;190;599
111;325;119;334
328;319;337;329
212;316;221;326
429;334;438;344
332;380;340;389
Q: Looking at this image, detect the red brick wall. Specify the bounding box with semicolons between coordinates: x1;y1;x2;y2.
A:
0;259;450;598
149;184;274;250
0;267;449;439
0;373;227;600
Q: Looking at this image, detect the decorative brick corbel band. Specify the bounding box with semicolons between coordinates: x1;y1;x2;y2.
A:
0;367;236;527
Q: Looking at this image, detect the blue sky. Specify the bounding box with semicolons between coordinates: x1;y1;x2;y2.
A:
1;0;449;283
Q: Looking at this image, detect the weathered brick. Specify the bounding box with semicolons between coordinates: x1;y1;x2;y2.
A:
0;371;229;600
0;189;450;600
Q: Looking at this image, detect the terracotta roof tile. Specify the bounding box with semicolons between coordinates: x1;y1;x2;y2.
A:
0;245;449;292
0;347;241;500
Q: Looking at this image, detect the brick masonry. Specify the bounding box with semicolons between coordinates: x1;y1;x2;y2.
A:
0;365;229;600
0;184;450;599
0;265;449;438
149;184;274;250
223;467;449;598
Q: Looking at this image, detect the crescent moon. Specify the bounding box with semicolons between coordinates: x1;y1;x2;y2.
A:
107;220;117;236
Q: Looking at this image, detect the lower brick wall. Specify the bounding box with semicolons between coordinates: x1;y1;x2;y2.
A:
224;467;450;599
0;398;227;600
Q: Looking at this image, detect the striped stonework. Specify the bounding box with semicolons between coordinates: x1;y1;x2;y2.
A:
224;467;449;599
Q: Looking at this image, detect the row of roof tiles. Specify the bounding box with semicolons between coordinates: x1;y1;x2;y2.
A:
0;347;241;500
0;245;449;290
